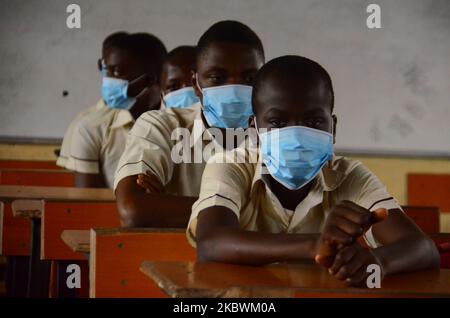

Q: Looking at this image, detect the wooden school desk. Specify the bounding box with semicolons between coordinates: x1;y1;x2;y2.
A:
61;230;90;254
0;169;75;187
140;261;450;298
61;228;196;298
0;160;62;170
0;185;114;297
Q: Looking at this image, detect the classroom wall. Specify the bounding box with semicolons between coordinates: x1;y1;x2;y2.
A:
1;0;449;157
1;143;449;207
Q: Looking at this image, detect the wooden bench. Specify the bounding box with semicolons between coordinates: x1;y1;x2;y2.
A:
408;173;450;232
90;228;196;298
141;261;450;298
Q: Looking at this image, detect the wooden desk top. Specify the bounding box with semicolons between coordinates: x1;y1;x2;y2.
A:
61;230;90;253
0;185;114;203
140;261;450;298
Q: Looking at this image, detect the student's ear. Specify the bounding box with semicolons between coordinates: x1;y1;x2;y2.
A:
332;114;337;144
97;58;102;72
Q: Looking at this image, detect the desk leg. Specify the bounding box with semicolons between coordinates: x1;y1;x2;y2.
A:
26;218;50;297
5;256;29;297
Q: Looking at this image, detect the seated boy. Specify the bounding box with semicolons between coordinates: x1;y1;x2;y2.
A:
57;32;128;169
160;45;200;108
60;32;167;188
114;21;265;227
188;55;439;286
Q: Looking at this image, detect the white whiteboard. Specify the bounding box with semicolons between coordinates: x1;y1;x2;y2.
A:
0;0;449;157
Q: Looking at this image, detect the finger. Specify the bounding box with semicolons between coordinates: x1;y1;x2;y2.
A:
330;215;364;237
345;266;369;287
369;208;389;224
329;245;357;275
315;240;336;268
136;177;154;190
136;177;160;193
323;226;354;246
140;172;164;189
334;250;367;281
333;204;371;229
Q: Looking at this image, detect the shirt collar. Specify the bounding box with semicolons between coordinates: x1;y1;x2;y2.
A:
110;109;135;129
190;102;214;147
96;99;106;110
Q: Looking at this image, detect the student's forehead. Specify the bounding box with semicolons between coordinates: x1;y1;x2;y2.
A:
197;42;263;71
104;48;138;66
163;62;189;80
255;77;331;114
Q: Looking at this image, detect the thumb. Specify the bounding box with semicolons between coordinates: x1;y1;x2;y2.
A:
369;208;389;225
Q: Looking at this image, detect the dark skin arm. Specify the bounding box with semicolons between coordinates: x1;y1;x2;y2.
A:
74;172;106;188
115;173;196;228
196;200;440;280
196;206;319;265
324;202;440;286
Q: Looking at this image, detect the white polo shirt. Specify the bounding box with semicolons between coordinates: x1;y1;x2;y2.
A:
114;103;217;197
57;99;104;168
62;100;135;188
187;147;402;249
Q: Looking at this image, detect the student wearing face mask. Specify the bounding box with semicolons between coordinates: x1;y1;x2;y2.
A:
57;32;128;169
60;32;167;188
160;45;199;109
114;21;265;228
188;56;439;286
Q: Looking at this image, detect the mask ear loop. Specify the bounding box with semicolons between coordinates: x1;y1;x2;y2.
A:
327;119;334;169
195;73;203;94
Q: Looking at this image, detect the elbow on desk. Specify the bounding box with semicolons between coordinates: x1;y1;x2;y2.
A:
425;236;441;269
196;233;238;264
117;198;147;228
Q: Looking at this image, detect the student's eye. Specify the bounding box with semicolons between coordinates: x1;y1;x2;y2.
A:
207;74;224;84
268;119;286;128
113;70;121;77
306;118;325;128
243;74;256;85
167;84;181;92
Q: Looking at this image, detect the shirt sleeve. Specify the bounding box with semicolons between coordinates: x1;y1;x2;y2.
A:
186;151;252;247
56;117;79;168
338;162;403;248
64;117;101;174
113;111;175;190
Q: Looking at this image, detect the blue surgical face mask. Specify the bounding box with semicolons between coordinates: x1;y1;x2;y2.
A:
102;76;137;110
196;76;253;128
258;124;334;190
163;87;200;108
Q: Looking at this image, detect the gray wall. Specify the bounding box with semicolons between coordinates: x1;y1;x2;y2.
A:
0;0;449;156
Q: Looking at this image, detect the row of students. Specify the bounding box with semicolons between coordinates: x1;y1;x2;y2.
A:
58;21;439;286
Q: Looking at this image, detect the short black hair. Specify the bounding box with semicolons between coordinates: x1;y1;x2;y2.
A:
196;20;264;65
166;45;197;61
102;31;129;53
252;55;335;113
128;33;167;75
164;45;197;69
103;32;167;77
